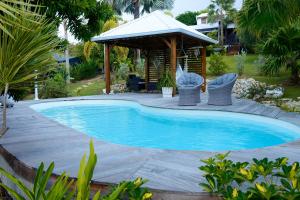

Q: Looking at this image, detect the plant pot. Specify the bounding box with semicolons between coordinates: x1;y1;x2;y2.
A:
102;89;114;94
162;87;173;98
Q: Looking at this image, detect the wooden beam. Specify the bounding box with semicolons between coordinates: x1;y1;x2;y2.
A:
104;44;111;94
170;37;177;96
201;46;207;92
160;38;171;49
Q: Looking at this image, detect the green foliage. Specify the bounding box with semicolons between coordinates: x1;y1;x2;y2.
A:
237;0;300;44
109;0;174;17
158;69;175;89
207;31;218;41
237;0;300;83
207;0;236;45
235;51;247;76
136;59;145;79
0;0;59;134
208;53;229;75
32;0;114;41
116;62;130;82
40;73;69;99
176;11;202;25
253;55;266;75
0;140;152;200
71;60;99;81
199;153;300;200
260;18;300;83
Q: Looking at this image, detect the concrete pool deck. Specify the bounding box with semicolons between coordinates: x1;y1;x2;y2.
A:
1;93;300;199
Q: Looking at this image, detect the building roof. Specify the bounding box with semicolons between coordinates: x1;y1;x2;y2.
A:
92;11;217;47
191;23;236;32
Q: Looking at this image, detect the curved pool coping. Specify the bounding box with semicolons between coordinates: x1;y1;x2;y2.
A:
30;99;300;152
1;93;300;198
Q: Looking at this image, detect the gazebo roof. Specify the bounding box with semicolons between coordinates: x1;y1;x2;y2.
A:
92;11;217;49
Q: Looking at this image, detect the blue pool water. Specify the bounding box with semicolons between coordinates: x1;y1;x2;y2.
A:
31;100;300;151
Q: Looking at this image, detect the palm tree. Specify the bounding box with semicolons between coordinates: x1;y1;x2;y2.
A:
0;2;59;135
106;0;174;64
109;0;174;19
261;18;300;84
0;0;36;38
207;0;236;46
237;0;299;43
237;0;300;84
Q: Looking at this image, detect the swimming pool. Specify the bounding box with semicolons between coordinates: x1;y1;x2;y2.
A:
31;100;300;151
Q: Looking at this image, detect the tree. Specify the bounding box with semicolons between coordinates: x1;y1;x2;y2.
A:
0;0;36;38
31;0;114;83
176;9;208;26
207;0;236;46
109;0;174;19
176;11;200;26
237;0;300;84
107;0;174;63
237;0;299;45
0;2;59;135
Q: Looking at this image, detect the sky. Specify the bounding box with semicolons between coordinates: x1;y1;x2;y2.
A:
59;0;243;43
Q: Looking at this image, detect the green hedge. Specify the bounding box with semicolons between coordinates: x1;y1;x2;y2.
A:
71;60;99;81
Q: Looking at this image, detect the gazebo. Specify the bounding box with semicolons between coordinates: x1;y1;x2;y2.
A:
92;11;217;95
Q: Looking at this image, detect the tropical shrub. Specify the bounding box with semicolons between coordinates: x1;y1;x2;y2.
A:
253;55;266;75
235;50;247;76
40;73;69;99
208;53;229;75
71;60;99;81
237;0;300;84
158;69;175;89
0;140;152;200
199;152;300;200
0;1;59;135
136;59;145;79
116;63;130;82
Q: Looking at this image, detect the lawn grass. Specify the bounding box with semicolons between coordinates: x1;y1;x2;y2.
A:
207;54;300;99
24;55;299;100
68;76;105;97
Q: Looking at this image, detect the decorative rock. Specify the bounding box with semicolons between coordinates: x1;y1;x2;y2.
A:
233;78;284;100
111;83;127;93
265;88;284;98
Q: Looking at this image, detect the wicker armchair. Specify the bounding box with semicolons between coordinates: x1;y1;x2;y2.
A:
177;73;204;106
207;73;238;106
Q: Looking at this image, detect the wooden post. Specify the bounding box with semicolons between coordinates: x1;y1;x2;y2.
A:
201;46;207;92
145;51;149;91
104;44;111;94
170;37;177;96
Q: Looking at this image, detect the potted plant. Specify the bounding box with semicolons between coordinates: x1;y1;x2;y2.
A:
158;69;175;98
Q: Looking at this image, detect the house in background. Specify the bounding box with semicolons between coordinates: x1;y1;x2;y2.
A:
190;13;240;54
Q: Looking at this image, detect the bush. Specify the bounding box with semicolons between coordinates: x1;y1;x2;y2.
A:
199;153;300;200
0;140;152;200
116;62;130;82
40;73;68;99
136;59;145;78
235;50;247;76
158;69;175;89
208;53;228;75
71;59;98;81
254;55;266;75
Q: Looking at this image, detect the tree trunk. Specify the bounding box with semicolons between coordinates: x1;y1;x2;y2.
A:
133;0;141;68
220;20;224;46
133;0;140;19
291;66;300;84
1;83;9;136
63;20;71;84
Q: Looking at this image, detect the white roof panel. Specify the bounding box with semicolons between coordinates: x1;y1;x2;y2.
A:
92;11;217;44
